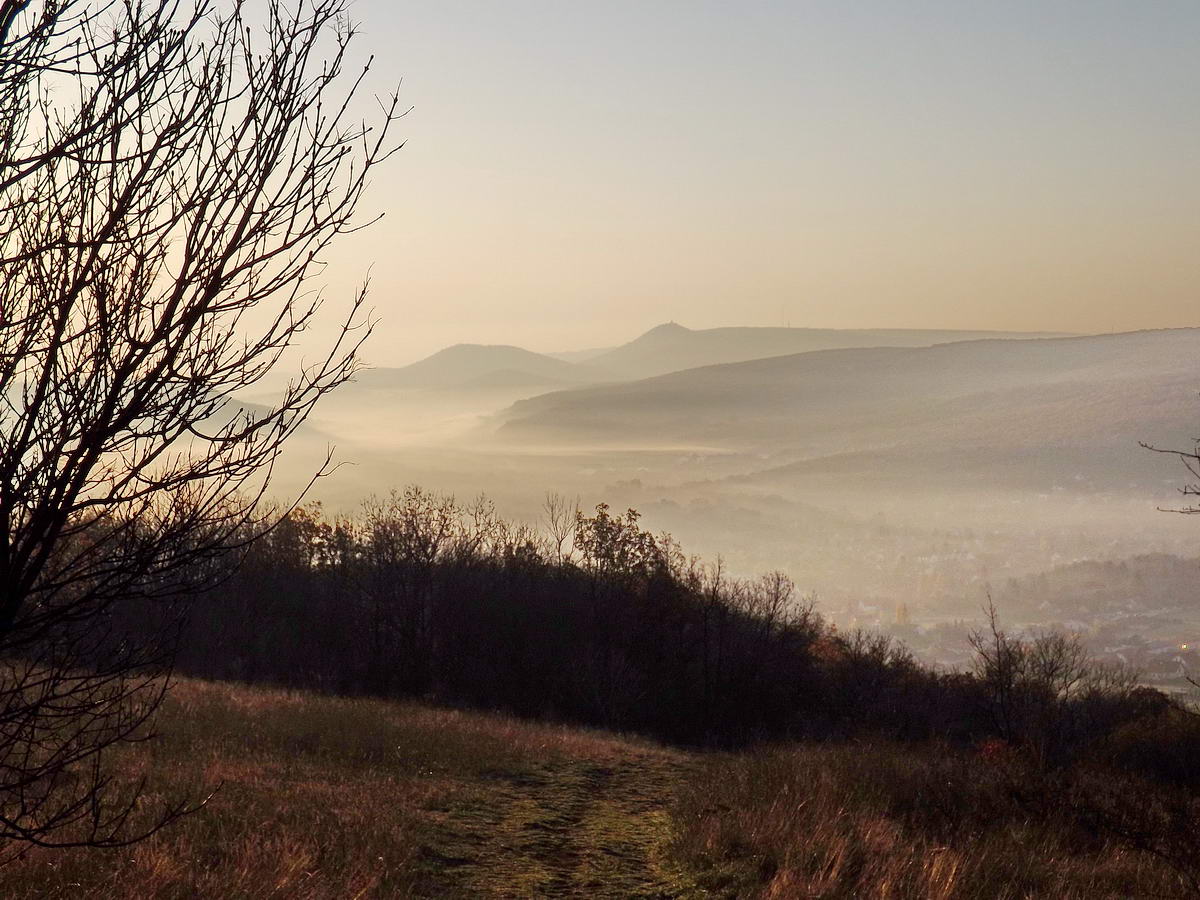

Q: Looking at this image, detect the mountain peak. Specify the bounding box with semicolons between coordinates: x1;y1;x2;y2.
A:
640;321;691;339
437;343;523;356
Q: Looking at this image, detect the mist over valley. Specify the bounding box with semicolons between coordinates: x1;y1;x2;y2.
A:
252;323;1200;681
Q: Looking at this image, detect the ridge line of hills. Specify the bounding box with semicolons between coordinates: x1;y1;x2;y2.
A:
490;328;1200;495
353;322;1074;390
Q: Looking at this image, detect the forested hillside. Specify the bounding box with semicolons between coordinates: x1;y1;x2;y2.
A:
77;489;1200;896
115;490;1182;757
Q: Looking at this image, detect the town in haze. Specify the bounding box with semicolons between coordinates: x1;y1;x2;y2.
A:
3;1;1200;897
261;322;1200;688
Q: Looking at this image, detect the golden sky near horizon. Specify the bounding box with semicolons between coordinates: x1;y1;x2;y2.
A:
313;1;1199;364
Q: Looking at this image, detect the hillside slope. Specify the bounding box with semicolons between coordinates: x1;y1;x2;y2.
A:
586;321;1073;379
6;679;1187;898
3;680;698;899
357;344;613;390
497;329;1200;489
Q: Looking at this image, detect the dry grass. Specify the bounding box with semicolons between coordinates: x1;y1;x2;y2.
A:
4;678;1190;898
670;742;1188;899
0;678;690;898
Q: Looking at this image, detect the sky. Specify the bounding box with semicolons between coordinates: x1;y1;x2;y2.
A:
316;0;1199;365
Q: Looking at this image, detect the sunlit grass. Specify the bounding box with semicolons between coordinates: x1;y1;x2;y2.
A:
0;678;668;898
670;743;1185;899
4;679;1193;898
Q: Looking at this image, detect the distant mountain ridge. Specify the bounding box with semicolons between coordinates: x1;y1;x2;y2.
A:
376;323;1073;390
495;328;1200;490
353;344;614;390
582;322;1074;380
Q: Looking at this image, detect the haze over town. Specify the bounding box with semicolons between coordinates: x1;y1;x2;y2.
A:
245;1;1200;686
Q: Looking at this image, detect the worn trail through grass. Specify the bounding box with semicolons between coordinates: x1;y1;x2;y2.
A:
0;681;708;899
6;679;1181;898
419;743;700;898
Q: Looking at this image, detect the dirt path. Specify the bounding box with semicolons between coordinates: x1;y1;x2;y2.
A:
415;744;702;898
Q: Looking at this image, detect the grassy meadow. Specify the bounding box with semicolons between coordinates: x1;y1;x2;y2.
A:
0;679;1192;898
0;679;695;898
673;745;1183;899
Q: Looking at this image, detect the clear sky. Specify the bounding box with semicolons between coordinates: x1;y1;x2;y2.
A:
321;0;1199;364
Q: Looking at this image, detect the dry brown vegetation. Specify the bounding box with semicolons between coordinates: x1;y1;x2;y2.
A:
672;744;1189;899
3;678;1197;898
0;679;696;898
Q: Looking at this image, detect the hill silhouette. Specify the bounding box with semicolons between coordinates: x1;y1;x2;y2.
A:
584;322;1073;379
356;344;614;390
498;328;1200;491
356;324;1072;392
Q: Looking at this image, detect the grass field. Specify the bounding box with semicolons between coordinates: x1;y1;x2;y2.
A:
0;679;1190;898
673;745;1183;899
0;680;698;898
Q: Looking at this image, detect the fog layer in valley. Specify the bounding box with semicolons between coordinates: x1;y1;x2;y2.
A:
256;322;1200;679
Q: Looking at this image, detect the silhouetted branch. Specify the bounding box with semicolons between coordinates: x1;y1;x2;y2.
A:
1140;441;1200;513
0;0;399;853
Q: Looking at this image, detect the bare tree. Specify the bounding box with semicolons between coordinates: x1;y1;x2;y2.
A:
0;0;401;853
540;491;579;563
969;598;1142;765
969;600;1033;745
1141;436;1200;513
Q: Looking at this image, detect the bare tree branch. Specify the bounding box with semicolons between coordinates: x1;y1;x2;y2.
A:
0;0;400;852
